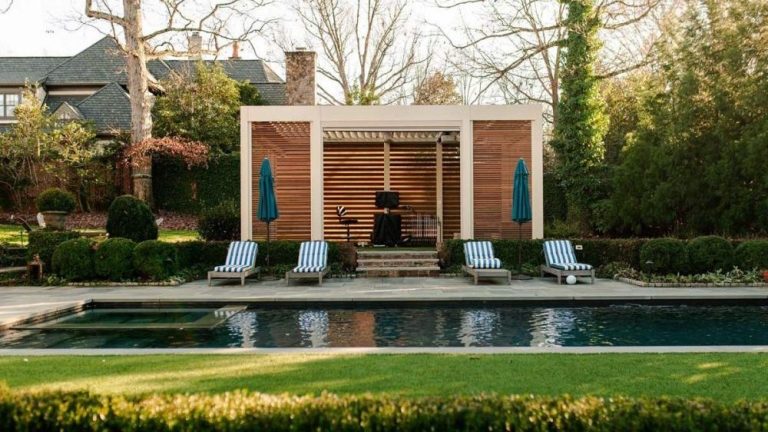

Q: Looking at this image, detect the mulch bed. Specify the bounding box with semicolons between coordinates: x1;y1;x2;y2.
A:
1;211;197;230
617;276;768;288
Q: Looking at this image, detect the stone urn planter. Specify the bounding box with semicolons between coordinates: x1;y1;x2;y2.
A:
40;211;69;230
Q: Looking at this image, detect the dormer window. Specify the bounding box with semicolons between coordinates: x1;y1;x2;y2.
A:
1;93;20;118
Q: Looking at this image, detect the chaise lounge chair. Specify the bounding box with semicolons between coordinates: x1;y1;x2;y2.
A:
541;239;594;284
285;241;329;285
208;241;260;286
462;241;511;285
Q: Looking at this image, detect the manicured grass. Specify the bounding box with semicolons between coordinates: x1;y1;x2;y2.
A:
0;224;197;245
0;224;28;246
1;354;767;401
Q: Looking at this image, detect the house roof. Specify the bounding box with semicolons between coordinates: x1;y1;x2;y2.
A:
44;94;90;112
45;37;130;85
75;82;132;133
0;57;67;85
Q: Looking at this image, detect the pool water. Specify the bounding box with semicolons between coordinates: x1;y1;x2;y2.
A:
3;303;768;348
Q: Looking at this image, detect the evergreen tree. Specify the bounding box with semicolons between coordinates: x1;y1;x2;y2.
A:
549;0;608;222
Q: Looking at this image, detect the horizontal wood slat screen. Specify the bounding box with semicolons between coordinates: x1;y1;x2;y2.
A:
442;142;461;240
323;142;384;243
251;121;311;241
390;142;436;216
473;120;533;240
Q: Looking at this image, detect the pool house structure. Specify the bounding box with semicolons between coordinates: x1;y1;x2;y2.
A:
240;105;544;246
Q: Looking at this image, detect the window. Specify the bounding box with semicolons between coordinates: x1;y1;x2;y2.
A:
1;93;20;118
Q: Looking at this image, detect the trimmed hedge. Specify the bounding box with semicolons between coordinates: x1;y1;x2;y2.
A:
94;238;137;281
640;238;689;274
133;240;178;281
107;195;158;243
153;153;240;214
4;389;768;431
687;236;734;274
51;238;95;281
735;240;768;270
35;188;76;213
27;230;80;269
197;199;240;240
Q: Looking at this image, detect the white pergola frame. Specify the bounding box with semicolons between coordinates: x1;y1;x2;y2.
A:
240;104;544;240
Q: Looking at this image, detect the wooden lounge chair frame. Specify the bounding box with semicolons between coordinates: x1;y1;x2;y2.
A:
285;241;329;285
540;240;595;284
208;241;261;286
462;241;511;285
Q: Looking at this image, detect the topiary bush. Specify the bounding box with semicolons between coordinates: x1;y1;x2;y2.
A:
133;240;177;280
35;188;76;213
687;235;734;274
27;230;80;269
639;238;689;274
734;240;768;270
106;195;158;243
197;200;240;241
51;238;95;281
94;238;137;281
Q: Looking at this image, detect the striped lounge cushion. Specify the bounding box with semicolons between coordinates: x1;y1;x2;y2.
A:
464;241;502;268
471;258;502;269
293;241;328;273
214;241;258;273
543;240;592;270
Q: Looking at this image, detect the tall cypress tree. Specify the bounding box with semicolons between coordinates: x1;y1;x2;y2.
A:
550;0;608;222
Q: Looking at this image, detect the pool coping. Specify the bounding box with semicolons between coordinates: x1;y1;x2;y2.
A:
3;346;768;355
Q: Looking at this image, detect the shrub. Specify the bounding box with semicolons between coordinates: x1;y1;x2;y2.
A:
176;241;229;269
639;238;689;274
132;240;177;280
94;238;137;281
27;230;80;269
687;236;734;274
35;188;76;213
735;240;768;270
5;389;768;431
596;261;632;279
197;200;240;241
51;238;95;281
106;195;158;243
153;153;240;213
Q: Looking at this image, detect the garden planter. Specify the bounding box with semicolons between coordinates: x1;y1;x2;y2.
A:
41;211;69;230
763;270;768;283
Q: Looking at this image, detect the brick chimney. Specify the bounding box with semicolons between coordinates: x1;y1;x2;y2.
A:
284;47;316;105
230;41;240;60
188;32;202;58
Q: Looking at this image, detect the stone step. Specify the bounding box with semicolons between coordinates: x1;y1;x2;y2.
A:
357;250;438;260
357;266;441;277
357;258;440;268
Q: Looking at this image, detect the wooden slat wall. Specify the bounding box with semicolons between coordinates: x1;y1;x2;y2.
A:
323;142;384;243
390;142;436;215
473;121;533;240
251;122;311;241
442;142;461;240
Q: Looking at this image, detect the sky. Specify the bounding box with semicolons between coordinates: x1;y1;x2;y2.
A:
0;0;461;78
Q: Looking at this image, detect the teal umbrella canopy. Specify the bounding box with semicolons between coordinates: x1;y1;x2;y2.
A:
512;158;532;223
258;158;279;223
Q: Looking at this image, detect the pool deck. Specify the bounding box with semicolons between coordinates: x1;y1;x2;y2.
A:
3;276;768;354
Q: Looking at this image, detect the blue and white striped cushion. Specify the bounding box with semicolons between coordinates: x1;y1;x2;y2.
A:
543;240;591;270
464;241;496;266
472;258;502;269
215;241;258;272
293;241;328;273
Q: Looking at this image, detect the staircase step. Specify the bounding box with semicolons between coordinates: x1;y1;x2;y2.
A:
358;251;437;260
357;258;439;268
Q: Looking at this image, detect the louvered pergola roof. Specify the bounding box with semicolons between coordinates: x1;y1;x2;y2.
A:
323;130;459;143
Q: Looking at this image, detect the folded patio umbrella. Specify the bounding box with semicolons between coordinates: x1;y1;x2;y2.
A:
258;157;279;266
512;158;532;279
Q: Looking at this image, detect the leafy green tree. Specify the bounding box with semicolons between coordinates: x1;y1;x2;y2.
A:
153;62;242;153
48;120;99;211
549;0;608;223
608;0;768;236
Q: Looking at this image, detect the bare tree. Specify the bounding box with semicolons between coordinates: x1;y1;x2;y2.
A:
413;71;463;105
83;0;272;202
437;0;676;127
294;0;427;105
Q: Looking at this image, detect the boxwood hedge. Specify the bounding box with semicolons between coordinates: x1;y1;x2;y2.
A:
3;388;768;431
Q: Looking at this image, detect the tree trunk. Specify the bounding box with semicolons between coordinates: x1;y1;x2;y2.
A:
123;0;154;205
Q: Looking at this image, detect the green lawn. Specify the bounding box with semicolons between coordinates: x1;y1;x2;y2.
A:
0;224;198;246
1;353;767;401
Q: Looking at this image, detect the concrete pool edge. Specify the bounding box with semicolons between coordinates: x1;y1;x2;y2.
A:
3;346;768;355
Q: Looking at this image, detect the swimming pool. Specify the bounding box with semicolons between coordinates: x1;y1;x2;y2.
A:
2;301;768;348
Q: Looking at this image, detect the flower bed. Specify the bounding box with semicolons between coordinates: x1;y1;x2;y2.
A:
616;268;767;287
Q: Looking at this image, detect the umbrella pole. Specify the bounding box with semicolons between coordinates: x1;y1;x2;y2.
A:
266;221;270;267
511;222;532;280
